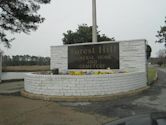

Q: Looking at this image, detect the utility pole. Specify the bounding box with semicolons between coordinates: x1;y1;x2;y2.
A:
92;0;98;42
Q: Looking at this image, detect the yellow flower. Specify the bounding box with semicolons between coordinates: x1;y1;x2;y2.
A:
68;71;85;75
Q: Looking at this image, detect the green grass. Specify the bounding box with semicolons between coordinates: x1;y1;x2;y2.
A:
148;67;157;83
161;64;166;68
2;65;50;72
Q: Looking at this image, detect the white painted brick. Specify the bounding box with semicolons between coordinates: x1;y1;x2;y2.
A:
51;40;146;73
24;72;147;96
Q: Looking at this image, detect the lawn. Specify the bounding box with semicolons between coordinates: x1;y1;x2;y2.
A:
148;67;157;83
2;65;50;72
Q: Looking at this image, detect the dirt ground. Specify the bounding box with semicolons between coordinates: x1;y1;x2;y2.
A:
0;95;114;125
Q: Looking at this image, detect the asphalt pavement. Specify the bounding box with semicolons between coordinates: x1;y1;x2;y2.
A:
61;68;166;118
0;81;24;95
0;67;166;121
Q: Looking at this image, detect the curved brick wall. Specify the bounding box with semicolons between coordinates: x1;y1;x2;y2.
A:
24;72;147;96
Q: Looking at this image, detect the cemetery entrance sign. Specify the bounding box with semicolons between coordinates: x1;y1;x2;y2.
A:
68;43;119;69
22;40;148;101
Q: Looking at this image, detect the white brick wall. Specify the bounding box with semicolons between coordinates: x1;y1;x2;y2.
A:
24;39;147;97
51;46;68;71
24;72;147;96
51;39;147;73
120;40;146;72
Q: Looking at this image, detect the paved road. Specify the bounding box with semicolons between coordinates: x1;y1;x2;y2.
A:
0;95;115;125
1;72;28;80
157;67;166;73
0;81;24;95
133;68;166;111
0;67;165;125
61;68;166;118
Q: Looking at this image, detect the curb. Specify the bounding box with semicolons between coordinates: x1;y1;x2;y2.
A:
21;86;149;102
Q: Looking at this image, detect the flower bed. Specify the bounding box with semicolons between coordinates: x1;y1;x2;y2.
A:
67;70;128;75
35;70;129;76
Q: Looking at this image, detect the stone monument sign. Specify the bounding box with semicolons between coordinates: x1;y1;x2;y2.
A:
68;43;119;69
23;39;148;100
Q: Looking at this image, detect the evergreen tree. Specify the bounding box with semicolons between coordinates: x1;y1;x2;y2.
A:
0;0;51;48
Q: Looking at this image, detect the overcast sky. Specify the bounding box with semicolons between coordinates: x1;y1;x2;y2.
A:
1;0;166;57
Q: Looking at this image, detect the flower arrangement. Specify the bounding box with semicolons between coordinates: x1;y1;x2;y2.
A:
93;71;114;75
68;70;127;75
68;71;85;75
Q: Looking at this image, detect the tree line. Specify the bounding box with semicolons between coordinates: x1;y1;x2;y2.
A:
2;55;50;66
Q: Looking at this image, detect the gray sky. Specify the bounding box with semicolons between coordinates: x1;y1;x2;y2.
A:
2;0;166;57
